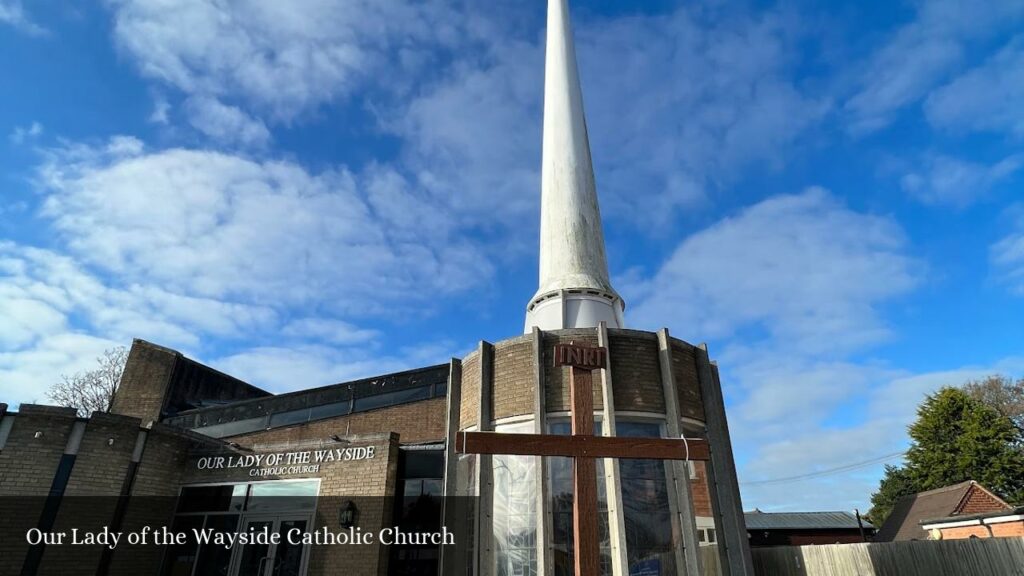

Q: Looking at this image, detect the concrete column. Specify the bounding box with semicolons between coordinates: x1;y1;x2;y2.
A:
532;327;555;576
440;358;463;575
695;345;754;576
658;329;703;576
476;342;495;576
598;323;630;576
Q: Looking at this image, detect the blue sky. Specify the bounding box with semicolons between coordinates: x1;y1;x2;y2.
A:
2;0;1023;512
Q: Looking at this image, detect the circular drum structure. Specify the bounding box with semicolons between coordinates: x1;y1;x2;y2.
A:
444;325;740;576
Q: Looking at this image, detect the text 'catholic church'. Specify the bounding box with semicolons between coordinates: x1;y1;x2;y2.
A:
0;1;754;575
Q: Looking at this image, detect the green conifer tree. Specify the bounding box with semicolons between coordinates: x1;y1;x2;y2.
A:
868;387;1024;526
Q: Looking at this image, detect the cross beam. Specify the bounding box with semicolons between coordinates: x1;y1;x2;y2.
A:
456;344;709;576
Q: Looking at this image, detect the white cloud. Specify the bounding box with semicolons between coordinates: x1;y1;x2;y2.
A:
389;5;828;235
991;211;1024;295
212;339;462;393
280;318;379;346
35;137;491;310
623;188;935;510
0;0;46;36
105;0;466;122
925;37;1024;137
627;188;920;353
900;153;1024;208
844;0;1024;134
0;333;123;408
149;94;171;124
9;121;43;144
0;133;499;408
739;358;1024;511
184;95;270;147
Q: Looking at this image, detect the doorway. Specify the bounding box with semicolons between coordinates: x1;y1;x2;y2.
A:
230;514;312;576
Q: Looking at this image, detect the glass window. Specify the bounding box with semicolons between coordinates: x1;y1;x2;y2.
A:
618;420;677;576
548;420;611;576
268;408;311;428
176;484;247;513
353;385;431;412
493;421;537;576
309;401;350;421
192;514;239;576
247;480;319;512
160;515;205;576
434;380;448;397
193;416;267;438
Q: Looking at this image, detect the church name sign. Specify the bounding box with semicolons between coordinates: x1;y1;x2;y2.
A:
196;446;375;477
553;343;607;370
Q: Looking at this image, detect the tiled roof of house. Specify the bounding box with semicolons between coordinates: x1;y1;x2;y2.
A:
875;481;1012;541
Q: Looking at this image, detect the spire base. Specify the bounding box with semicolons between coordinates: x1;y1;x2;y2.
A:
524;289;625;332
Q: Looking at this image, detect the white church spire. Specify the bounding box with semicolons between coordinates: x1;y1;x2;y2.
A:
525;0;625;332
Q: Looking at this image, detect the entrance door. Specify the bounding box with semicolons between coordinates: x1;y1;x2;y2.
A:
229;515;311;576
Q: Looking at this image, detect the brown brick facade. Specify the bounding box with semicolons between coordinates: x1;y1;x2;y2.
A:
460;353;480;429
458;327;706;427
670;341;704;421
110;340;178;423
492;335;535;421
228;398;447;447
178;433;400;576
608;330;664;414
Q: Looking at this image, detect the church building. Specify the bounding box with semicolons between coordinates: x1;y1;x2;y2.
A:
0;1;753;575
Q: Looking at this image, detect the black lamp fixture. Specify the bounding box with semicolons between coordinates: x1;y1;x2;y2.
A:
339;500;358;529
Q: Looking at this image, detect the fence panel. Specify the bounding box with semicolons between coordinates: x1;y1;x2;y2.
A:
751;537;1024;576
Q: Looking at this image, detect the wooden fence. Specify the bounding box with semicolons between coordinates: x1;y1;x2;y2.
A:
750;538;1024;576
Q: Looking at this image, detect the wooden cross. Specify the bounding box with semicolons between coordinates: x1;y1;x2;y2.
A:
456;343;710;576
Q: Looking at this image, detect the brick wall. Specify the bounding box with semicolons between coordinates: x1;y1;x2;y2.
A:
0;405;78;495
607;330;664;414
691;461;714;518
957;484;1011;515
670;341;704;421
108;424;208;575
460;353;480;429
940;525;993;539
458;328;707;426
178;433;400;576
0;406;79;576
110;339;178;423
990;521;1024;537
939;520;1024;540
228;398;447;447
492;336;535;421
39;412;143;575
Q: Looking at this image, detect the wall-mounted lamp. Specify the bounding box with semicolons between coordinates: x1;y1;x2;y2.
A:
34;431;43;439
107;438;115;446
339;500;358;529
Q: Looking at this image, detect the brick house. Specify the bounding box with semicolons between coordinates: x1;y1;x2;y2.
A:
874;480;1013;541
920;506;1024;540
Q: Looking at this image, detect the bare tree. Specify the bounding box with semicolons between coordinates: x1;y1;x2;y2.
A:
47;346;129;417
963;375;1024;432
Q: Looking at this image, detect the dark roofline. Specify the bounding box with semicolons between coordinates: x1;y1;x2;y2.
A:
132;338;268;395
743;510;875;530
171;362;451;417
920;506;1024;526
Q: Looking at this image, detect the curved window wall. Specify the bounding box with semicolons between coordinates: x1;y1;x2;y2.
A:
484;414;723;576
